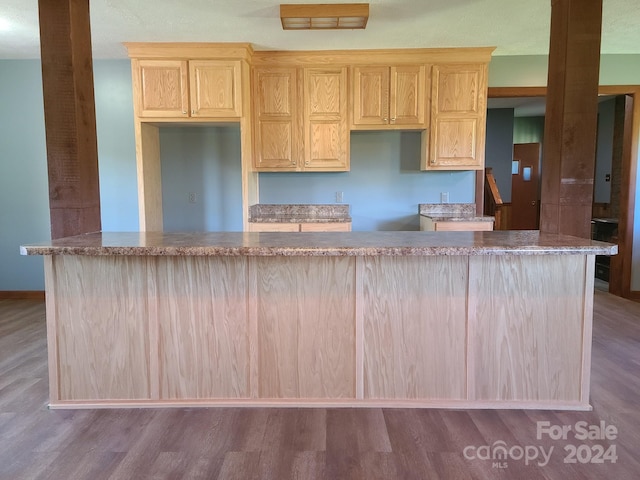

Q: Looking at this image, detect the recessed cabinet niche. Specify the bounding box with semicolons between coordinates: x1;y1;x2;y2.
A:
132;59;242;118
253;66;349;171
352;65;426;129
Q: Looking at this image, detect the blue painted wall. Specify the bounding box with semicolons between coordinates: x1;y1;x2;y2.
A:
1;55;640;290
0;61;49;290
160;126;243;232
594;98;616;203
259;131;475;231
93;61;139;232
485;109;515;203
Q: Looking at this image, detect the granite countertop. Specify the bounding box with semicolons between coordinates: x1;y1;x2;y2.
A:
249;204;351;223
21;231;617;257
419;203;494;222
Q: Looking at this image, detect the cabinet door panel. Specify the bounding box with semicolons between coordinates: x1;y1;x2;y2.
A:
425;64;487;170
352;66;389;125
305;68;349;171
253;68;300;170
435;69;481;114
257;72;294;116
134;59;189;117
307;70;343;116
390;65;425;126
256;121;296;169
189;60;241;117
307;121;348;170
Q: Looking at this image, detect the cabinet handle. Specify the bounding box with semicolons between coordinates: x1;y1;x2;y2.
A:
182;110;187;115
305;161;310;166
382;117;388;122
391;118;396;122
192;110;196;115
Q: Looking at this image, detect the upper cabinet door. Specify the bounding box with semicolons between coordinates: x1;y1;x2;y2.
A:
352;65;426;129
304;67;349;171
425;64;487;170
253;67;301;170
189;60;242;118
352;66;389;126
390;65;426;126
133;59;189;118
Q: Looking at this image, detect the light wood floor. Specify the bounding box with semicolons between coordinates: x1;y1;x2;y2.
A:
1;292;639;480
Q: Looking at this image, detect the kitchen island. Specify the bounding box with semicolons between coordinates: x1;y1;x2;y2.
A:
21;231;616;410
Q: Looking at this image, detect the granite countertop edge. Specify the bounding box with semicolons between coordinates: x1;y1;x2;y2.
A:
249;215;352;223
20;231;618;257
249;204;351;223
420;214;495;222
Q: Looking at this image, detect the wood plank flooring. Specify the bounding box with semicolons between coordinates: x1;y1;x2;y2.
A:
1;292;639;479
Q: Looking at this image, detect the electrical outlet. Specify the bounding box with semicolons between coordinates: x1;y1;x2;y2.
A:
188;192;197;204
336;191;344;203
440;192;449;204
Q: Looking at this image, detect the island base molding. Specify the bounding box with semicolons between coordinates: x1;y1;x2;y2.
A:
43;253;595;410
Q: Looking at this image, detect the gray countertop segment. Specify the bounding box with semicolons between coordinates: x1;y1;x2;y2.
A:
419;203;494;222
249;204;351;223
21;231;617;257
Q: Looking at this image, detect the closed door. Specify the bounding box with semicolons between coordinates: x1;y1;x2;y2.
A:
511;143;540;229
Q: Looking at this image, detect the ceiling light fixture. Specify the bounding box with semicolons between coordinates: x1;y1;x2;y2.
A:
280;3;369;30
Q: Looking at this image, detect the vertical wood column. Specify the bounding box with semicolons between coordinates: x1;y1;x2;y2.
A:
540;0;602;238
38;0;101;239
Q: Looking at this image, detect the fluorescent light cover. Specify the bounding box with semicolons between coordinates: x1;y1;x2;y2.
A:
280;3;369;30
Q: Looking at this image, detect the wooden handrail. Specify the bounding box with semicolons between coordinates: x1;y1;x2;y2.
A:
484;167;505;229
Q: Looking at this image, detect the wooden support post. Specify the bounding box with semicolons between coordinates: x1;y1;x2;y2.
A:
38;0;101;239
540;0;603;238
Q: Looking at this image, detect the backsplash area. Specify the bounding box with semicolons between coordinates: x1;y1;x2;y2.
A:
259;131;475;231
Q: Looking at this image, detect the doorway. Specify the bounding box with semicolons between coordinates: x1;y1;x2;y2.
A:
511;143;540;230
485;86;639;299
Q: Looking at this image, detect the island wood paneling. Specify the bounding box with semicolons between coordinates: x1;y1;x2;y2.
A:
468;255;587;403
255;257;356;398
155;257;250;399
361;256;467;400
40;249;596;409
49;256;151;401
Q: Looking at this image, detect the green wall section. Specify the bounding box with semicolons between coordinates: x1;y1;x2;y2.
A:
488;54;640;87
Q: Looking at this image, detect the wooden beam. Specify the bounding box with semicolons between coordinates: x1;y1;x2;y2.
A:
38;0;101;239
609;95;638;297
540;0;603;238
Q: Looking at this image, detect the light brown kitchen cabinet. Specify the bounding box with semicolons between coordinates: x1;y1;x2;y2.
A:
352;65;426;129
253;66;349;171
133;59;189;117
132;59;242;118
189;60;242;117
252;67;301;169
303;67;349;170
299;222;351;232
422;63;487;170
248;222;300;232
420;217;493;231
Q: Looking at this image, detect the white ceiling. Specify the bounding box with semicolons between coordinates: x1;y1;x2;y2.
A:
1;0;639;59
